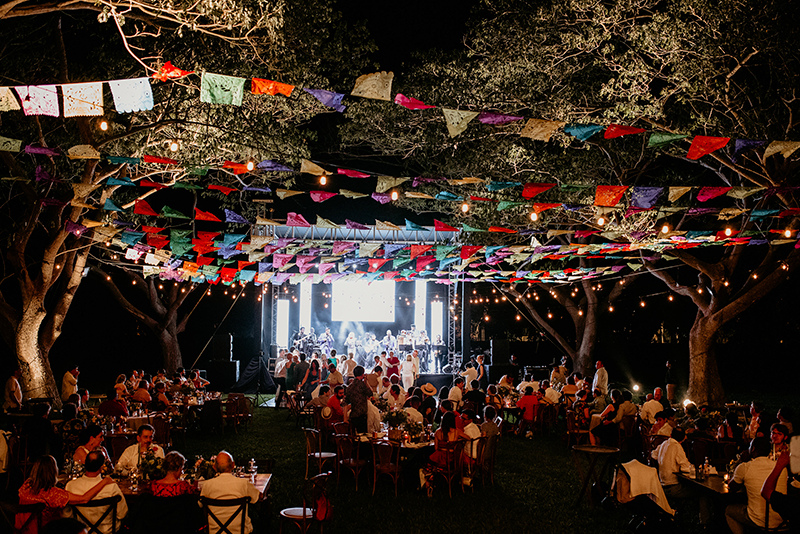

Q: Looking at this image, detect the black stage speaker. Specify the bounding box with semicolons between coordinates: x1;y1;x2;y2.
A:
491;339;509;365
212;334;233;361
205;360;239;391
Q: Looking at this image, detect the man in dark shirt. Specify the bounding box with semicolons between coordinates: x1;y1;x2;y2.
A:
345;366;372;433
98;388;129;418
463;380;485;417
419;383;438;424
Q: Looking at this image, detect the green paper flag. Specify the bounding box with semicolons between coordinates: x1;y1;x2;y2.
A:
186;167;209;176
647;132;688;148
462;224;486;232
173;182;204;189
497;201;526;210
160;206;191;219
171;241;193;256
200;72;246;106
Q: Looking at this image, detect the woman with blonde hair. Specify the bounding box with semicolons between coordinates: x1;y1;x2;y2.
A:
114;374;129;398
17;455;113;533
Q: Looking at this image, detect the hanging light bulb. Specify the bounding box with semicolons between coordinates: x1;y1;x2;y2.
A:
320;175;327;186
608;305;614;312
484;315;490;322
169;140;180;152
516;315;521;321
661;224;670;234
530;211;538;222
547;312;553;319
246;160;255;171
785;229;792;238
640;300;646;307
391;190;399;201
724;227;733;236
578;309;583;316
99;120;109;131
668;295;674;301
723;280;729;287
597;216;606;226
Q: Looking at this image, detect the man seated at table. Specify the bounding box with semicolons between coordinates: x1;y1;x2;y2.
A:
461;409;481;459
463;380;485;414
200;451;261;534
403;397;424;425
448;377;465;410
640;388;665;425
539;380;561;405
308;385;332;408
364;366;381;394
481;406;500;438
98;388;129;418
651;427;710;525
116;424;164;473
66;451;127;534
726;437;787;533
326;386;345;422
131;381;151;404
325;363;344;389
384;384;406;410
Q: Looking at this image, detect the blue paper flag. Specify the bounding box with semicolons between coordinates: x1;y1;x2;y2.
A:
257;160;294;172
486;181;521;191
103;199;123;211
564;124;604;142
435;191;463;201
224;209;250;224
303;88;346;112
405;219;427;231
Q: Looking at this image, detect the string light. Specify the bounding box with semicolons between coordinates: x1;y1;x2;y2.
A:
668;295;674;301
578;309;583;316
785;229;792;238
207;290;212;295
597;216;606;226
390;190;399;201
639;300;646;307
246;160;255;171
131;280;136;285
99;120;109;131
106;276;111;281
697;288;703;293
320;175;327;186
752;273;758;279
530;212;538;222
661;224;670;234
723;280;729;287
461;202;469;213
169;140;180;152
547;312;553;319
484;315;490;322
516;315;521;321
158;284;164;290
608;305;614;312
55;264;61;269
781;263;789;271
724;227;732;236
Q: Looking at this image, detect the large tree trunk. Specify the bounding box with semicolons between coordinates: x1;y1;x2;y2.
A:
157;321;183;374
16;303;60;403
687;312;725;407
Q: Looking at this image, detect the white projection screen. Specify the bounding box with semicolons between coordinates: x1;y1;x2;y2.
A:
331;281;395;322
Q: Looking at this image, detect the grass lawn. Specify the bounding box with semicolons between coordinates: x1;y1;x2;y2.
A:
180;399;711;534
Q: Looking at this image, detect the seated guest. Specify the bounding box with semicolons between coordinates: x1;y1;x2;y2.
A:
770;423;789;460
403;397;424;425
149;382;171;412
307;385;332;408
116;424;164;473
717;411;744;445
326;386;345;422
377;376;391;397
745;400;767;440
656;408;677;437
587;388;606;415
461;410;481;459
463;380;485;414
540;380;560;404
641;388;665;425
168;374;184;394
448;377;465;410
151;451;197;497
384;384;407;410
77;389;90;410
326;363;344;388
73;424;108;466
17;455;114;534
611;390;637;424
191;371;209;390
498;374;514;390
428;412;470;469
591;389;623;446
481;406;500;438
515;387;539;438
560;375;579;404
652;427;710;526
59;403;85;461
572;390;590;429
726;437;787;533
516;374;536;394
114;375;129;398
97;388;128;418
485;385;503;412
131;381;152;404
200;452;261;534
776;406;794;435
419;383;438;424
66;451;127;534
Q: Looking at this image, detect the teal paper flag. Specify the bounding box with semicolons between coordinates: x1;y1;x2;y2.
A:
405;219;426;231
497;201;525;210
564;124;603;142
107;176;135;186
160;206;190;219
200;72;246;106
486;181;521;191
647;132;688;148
435;191;462;201
103;199;123;211
462;224;485;232
106;156;141;165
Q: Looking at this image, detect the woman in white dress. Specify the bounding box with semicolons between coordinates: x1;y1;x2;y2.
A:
401;353;417;391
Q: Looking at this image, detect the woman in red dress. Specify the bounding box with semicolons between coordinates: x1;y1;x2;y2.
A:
17;455;113;533
150;451;197;497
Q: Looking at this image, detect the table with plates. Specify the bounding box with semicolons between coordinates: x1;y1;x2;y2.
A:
677;472;730;495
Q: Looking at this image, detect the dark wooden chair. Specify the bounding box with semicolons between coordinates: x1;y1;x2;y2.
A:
334;434;368;490
566;410;590;447
430;439;466;497
371;440;402;496
72;495;122;534
200;496;250;534
279;472;331;534
303;428;336;479
7;503;44;534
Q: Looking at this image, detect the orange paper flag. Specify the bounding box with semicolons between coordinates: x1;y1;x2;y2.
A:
687;136;730;160
251;78;294;97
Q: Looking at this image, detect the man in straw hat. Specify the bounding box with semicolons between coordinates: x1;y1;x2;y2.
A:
420;383;438;424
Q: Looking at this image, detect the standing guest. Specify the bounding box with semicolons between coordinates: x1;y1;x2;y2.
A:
200;452;261;534
116;424;164;472
98;389;128;418
151;451;197;497
16;455;114;534
776;407;794;435
343;353;358;379
664;360;676;406
591;360;608;397
516;387;539;438
113;375;129;398
285;352;298;392
345;366;372;434
401;354;417;391
66;451;127;534
448;377;465;410
294;353;310;394
61;365;80;402
301;359;320;398
273;349;288;407
475;355;487;389
726;437;787;533
385;351;401;380
4;368;23;412
460;363;478;390
411;350;421;381
131;381;152;404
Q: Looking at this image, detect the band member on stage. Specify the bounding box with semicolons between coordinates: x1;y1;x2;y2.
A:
381;330;397;353
385;351;401;380
319;328;334;358
291;327;306;350
344;333;358;359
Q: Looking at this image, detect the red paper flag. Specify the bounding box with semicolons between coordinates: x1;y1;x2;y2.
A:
687;136;730;160
197;231;220;241
208;184;238;195
460;246;482;260
143;154;178;164
594;185;629;207
522;183;556;199
469;196;497;202
604;124;646;139
152;61;194;82
195;208;221;222
146;235;170;249
221;162;250;175
368;258;390;272
286;212;311;227
134;200;159;216
196;256;215;266
250;78;294;96
238;261;254;270
416;256;436;270
193;244;220;254
141;225;165;233
532;203;562;214
338;168;371;178
410;245;432;260
434;219;459;232
488;226;517;233
697;186;732;202
382;271;399;280
139;179;169;189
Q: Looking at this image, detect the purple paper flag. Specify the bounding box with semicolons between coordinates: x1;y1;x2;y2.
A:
286;212;311;227
258;262;273;272
272;272;292;285
25;145;60;156
270;238;294;248
371;192;391;204
257;160;294;172
732;139;766;162
303;88;346;112
332;241;355;255
64;220;87;236
40;197;68;207
631;186;663;209
686;207;719;215
224;209;250;224
477;112;523;125
243;186;272;193
345;219;369;230
412;176;445;187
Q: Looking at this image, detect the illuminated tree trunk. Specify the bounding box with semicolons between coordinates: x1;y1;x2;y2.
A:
16;302;60;402
686;312;725;406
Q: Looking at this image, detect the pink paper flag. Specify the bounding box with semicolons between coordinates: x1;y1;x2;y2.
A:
394;93;435;110
338;168;371;178
318;263;336;275
310;191;337;202
332;241;355;255
296;255;316;273
286;212;311;227
272;254;293;270
697;186;733;202
14;86;59;117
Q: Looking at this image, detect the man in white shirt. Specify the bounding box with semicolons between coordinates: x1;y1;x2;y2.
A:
460;364;478;390
540;380;561;404
448;377;465;410
652;428;709;524
273;349;288;409
200;451;262;534
726;437;787;533
591;360;608;397
344;353;358;378
62;365;79;401
115;424;164;473
67;451;127;534
462;410;482;459
4;368;22;412
383;385;407;409
640;388;665;424
403;397;424;425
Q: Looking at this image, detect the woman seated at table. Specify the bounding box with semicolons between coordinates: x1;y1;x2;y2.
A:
72;424;109;465
572;389;591;429
59;403;85;462
149;382;171;412
560;375;580;405
114;374;130;398
428;411;470;468
190;371;209;390
590;389;622;446
485;384;503;412
151;451;198;497
16;455;114;534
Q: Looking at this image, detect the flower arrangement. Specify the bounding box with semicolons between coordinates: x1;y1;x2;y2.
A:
382;409;408;428
185;455;217;482
139;447;166;481
373;396;389;413
404;421;424;441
